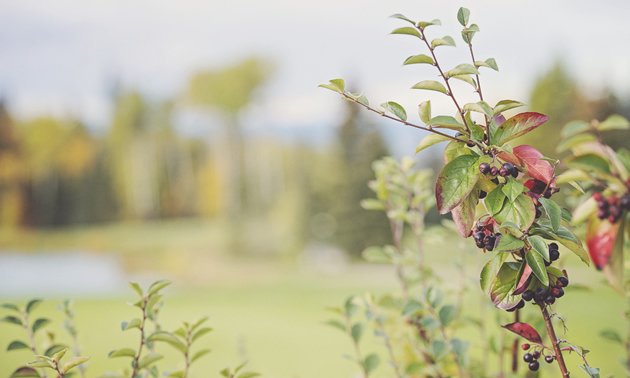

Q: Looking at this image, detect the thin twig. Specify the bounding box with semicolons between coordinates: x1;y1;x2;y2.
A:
540;304;570;377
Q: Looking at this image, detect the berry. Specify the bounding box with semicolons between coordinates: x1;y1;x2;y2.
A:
557;276;569;287
552;287;564;298
516;300;525;309
532;350;541;359
502;162;515;174
549;242;558;250
479;190;487;199
534;287;547;302
466;140;475;147
544;259;551;267
474;231;485;242
597;199;609;209
491;178;500;185
499;167;508;177
549;249;560;261
521;343;530;351
528;179;547;194
535;207;542;218
593;192;603;201
486;243;494;251
545;355;554;363
597;209;609;220
506;306;516;312
610;205;621;218
479;163;491;174
522;290;534;302
511;167;519;178
608;215;617;223
529;361;540;371
523;353;534;362
455;132;463;138
544;188;553;199
620;195;630;210
607;196;618;205
546;295;556;304
490;166;499;176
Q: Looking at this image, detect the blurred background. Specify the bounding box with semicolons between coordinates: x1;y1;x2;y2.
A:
1;0;630;377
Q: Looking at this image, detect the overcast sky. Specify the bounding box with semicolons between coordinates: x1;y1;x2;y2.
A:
1;0;629;143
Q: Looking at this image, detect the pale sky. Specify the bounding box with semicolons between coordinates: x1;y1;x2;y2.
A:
1;0;629;146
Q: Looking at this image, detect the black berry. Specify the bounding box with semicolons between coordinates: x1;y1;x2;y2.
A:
620;195;630;210
597;208;609;220
557;276;569;287
552;287;564;298
532;350;541;359
455;132;463;138
502;163;514;174
610;205;621;218
511;167;519;178
523;353;534;362
535;207;542;218
529;361;540;371
516;300;525;309
545;355;554;363
549;242;558;250
550;249;560;261
479;190;487;199
490;167;499;176
499;167;508;177
544;259;551;267
544;189;552;199
546;295;556;304
474;231;485;242
479;163;491;174
534;288;547;302
522;290;534;302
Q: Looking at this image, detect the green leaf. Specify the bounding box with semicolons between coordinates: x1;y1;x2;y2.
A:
457;7;470;26
52;347;68;362
462;23;480;36
417;19;441;28
327;78;345;92
344;296;359;317
360;199;385;211
556;133;597;153
490;262;522;309
451;338;471;358
362;246;390;263
578;365;601;378
411;80;448;94
484;186;506;216
108;348;136;358
453;63;479;75
527;235;549;262
561;120;591;138
490;112;549;146
147;332;187;354
26;299;43;314
121;318;141;331
539;198;561;232
432;340;449;360
191;349;211;363
428;115;463;130
165;371;185;378
494;194;535;229
480;253;509;294
431;37;455;48
26;361;53;369
463;102;492;117
451;74;477;88
351;323;364;342
192;327;213;343
565;154;610;174
391;27;422;39
364;354;380;373
357;94;368;106
1;303;20;312
495;233;524;253
148;280;171;296
237;373;261;378
438;305;456;326
525;250;549;286
31;318;50;333
7;340;29;351
600;329;623;344
415;134;451;155
435;154;481;214
128;282;143;297
443;141;473;163
501;177;526;203
220;368;230;377
44;345;67;358
9;367;41;378
418;100;431;124
62;357;90;374
401;300;424;316
420;317;440;330
389;13;415;25
137;353;163;369
484;58;499;71
323;319;346;332
549;224;590;265
403;54;434;66
1;316;23;326
451;185;479;237
381;101;407;121
597;114;629;131
493;100;525;116
146;295;163;313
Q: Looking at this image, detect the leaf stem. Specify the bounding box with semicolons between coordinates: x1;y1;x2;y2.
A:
131;298;149;378
183;329;192;378
21;309;48;378
465;35;490;140
539;304;570;377
344;313;368;378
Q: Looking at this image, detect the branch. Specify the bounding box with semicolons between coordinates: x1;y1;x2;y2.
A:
540;304;570;377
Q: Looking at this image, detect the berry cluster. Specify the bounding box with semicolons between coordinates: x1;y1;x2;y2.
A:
521;344;555;371
522;275;568;306
593;192;630;223
479;162;519;178
473;226;500;251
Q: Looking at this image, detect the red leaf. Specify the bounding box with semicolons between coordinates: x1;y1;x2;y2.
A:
512;264;533;295
502;322;542;344
498;145;554;184
492;112;549;145
586;214;621;270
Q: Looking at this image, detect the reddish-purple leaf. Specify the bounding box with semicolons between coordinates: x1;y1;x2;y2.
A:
451;191;479;237
586;213;621;270
512;264;533;295
502;322;542;344
498;145;554;184
491;112;549;146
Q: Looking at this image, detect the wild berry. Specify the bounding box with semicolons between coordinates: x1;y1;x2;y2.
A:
549;242;558;250
535;207;542;218
532;350;541;359
557;276;569;287
546;295;556;304
522;290;534;302
544;188;552;199
521;343;530;351
466;140;475;147
534;287;547;302
490;167;499;176
499;167;508;177
479;163;491;174
608;215;617;223
597;199;609;209
610;205;621;218
549;249;560;261
620;194;630;210
597;209;609;220
474;231;485;242
516;299;525;309
593;192;603;201
607;196;618;205
502;162;514;174
552;287;564;298
523;353;534;362
506;306;516;312
544;259;551;267
529;361;540;371
511;167;519;178
545;355;554;363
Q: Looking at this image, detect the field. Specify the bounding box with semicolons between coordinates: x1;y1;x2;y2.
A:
0;219;627;377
